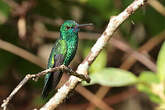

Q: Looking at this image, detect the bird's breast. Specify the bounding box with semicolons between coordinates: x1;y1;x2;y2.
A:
63;39;78;66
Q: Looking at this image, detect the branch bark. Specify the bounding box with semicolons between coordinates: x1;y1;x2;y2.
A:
0;39;45;68
1;65;89;110
40;0;147;110
0;38;111;110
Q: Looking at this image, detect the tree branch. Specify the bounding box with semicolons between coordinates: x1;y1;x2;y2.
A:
148;0;165;16
40;0;147;110
0;38;110;110
1;65;90;110
0;39;45;68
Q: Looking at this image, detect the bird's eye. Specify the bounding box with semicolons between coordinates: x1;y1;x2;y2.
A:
66;26;71;30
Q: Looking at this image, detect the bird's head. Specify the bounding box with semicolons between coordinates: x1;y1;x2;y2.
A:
60;20;92;40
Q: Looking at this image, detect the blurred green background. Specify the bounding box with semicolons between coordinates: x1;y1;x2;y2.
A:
0;0;165;110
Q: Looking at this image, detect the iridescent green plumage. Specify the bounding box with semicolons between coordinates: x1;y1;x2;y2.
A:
42;20;91;98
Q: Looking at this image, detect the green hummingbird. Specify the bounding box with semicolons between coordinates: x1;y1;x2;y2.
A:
42;20;92;98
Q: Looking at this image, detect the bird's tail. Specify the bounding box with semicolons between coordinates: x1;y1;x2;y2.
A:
42;54;64;98
42;71;63;98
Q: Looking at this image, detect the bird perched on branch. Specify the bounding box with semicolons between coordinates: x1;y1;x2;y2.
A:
42;20;92;98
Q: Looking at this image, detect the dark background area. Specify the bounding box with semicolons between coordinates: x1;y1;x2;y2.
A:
0;0;165;110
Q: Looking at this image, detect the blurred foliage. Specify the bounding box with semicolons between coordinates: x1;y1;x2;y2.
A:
137;42;165;110
82;42;165;109
82;68;137;86
137;71;161;104
0;50;16;78
157;41;165;81
0;0;10;24
0;0;165;110
80;40;107;73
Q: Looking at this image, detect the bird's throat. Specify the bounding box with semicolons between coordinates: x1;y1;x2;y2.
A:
63;34;78;66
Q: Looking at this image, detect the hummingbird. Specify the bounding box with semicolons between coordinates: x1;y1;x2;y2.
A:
42;20;92;98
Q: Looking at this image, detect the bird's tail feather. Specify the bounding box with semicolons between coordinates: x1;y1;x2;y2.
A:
42;54;64;98
42;71;62;98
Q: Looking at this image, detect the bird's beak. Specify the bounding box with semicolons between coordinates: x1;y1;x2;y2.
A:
78;23;93;28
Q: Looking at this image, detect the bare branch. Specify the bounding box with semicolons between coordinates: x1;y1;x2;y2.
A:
0;38;109;110
148;0;165;16
1;65;90;110
111;38;157;72
86;86;110;110
120;31;165;70
40;0;147;110
0;39;45;68
2;0;19;9
76;85;113;110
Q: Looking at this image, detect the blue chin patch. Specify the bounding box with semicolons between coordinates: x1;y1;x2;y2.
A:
73;28;79;32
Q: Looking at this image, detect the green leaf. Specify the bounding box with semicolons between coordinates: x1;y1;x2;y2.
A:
149;94;162;104
89;49;107;73
137;84;162;104
138;71;159;84
157;41;165;81
80;41;107;74
137;71;162;104
82;68;137;86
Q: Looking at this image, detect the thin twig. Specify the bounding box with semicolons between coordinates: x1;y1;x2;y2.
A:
111;38;157;72
2;0;19;9
2;0;35;16
1;65;90;110
0;39;46;68
86;30;165;110
41;31;157;71
105;88;138;105
148;0;165;16
0;38;109;110
76;85;113;110
2;0;35;39
40;0;147;110
120;31;165;70
62;66;90;83
59;88;138;110
60;74;113;110
86;86;110;110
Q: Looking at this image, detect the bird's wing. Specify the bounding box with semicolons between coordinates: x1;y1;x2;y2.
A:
47;39;67;68
42;39;67;98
